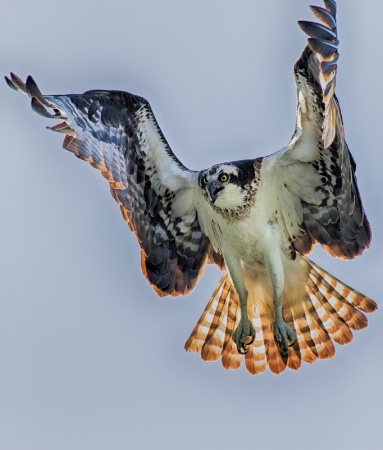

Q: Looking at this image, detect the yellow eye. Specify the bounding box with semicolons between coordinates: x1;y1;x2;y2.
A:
219;173;229;182
202;176;208;185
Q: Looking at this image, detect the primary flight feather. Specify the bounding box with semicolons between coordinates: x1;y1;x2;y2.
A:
6;0;377;375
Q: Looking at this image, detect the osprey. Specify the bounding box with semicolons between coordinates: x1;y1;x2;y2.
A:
6;0;377;375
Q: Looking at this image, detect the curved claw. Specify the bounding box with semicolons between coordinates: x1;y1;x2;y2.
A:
232;319;255;355
236;336;253;355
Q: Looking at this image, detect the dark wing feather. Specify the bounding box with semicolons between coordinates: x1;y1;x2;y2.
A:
265;0;370;260
6;74;212;296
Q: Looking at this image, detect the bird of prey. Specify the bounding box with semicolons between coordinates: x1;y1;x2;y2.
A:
6;0;377;375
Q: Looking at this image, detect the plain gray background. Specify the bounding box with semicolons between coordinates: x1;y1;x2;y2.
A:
1;1;382;449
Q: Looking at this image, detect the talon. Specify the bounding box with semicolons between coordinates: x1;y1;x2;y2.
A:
232;319;255;354
286;326;297;347
238;342;249;355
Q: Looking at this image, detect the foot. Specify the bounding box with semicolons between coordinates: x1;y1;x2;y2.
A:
273;318;297;356
232;318;255;354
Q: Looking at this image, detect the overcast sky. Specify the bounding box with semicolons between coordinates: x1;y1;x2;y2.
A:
1;1;382;449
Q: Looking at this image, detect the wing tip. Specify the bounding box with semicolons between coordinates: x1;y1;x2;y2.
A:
5;72;28;94
300;1;338;61
26;75;53;107
309;4;336;29
298;1;341;149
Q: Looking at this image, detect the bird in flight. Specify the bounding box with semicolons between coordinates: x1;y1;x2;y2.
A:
6;0;377;375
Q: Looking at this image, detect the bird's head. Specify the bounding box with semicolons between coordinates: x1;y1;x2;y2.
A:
198;161;258;212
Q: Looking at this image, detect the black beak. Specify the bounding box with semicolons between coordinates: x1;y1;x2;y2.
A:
208;181;224;203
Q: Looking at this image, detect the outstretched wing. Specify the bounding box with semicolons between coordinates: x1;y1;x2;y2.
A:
264;0;370;259
6;73;212;296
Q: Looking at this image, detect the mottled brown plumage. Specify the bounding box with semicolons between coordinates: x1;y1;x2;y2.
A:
6;0;377;376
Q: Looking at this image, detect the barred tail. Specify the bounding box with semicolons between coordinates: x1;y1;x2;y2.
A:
185;257;377;375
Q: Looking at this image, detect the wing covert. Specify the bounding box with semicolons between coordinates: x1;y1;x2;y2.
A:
6;74;212;296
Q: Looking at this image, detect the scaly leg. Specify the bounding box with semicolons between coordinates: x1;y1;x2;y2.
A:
224;254;255;354
264;224;297;356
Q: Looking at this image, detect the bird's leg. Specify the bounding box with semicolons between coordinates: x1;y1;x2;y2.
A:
264;224;297;356
224;255;255;354
232;291;255;354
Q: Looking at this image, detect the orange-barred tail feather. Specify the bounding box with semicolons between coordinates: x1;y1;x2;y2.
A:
184;256;377;375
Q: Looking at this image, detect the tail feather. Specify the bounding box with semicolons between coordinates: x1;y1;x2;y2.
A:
313;291;353;345
222;337;242;370
244;346;267;375
292;304;318;363
221;291;242;370
201;317;227;362
262;314;287;375
283;307;302;371
244;312;268;375
185;256;377;375
309;265;369;330
303;297;335;359
184;275;227;353
309;260;378;313
200;277;231;361
307;278;353;344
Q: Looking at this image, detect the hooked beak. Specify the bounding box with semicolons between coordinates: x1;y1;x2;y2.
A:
208;181;224;203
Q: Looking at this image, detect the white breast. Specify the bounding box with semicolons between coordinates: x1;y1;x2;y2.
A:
196;174;281;267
